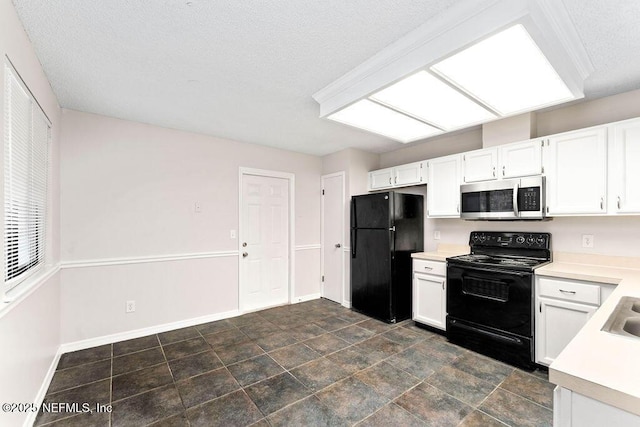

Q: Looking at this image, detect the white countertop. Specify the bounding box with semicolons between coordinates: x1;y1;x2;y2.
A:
411;243;468;262
539;253;640;416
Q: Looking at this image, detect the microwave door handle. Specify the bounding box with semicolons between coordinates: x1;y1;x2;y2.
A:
513;182;520;217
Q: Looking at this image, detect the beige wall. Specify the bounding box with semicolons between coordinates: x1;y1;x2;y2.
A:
0;0;62;425
59;109;322;343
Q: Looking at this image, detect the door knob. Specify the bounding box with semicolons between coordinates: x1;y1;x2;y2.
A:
242;242;247;247
242;252;248;257
335;243;341;248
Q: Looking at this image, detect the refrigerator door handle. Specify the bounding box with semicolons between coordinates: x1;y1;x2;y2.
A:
351;229;357;258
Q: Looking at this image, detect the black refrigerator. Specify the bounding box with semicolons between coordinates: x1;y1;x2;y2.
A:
350;191;424;323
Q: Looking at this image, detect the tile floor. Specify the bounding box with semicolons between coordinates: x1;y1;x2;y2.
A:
35;299;554;427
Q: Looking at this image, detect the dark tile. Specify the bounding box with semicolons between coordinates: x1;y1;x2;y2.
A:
315;377;387;423
186;389;263;427
479;388;552;427
425;365;495;406
162;337;210;360
413;338;466;363
266;395;348;427
36;380;110;425
176;367;240;408
56;345;111;370
203;328;250;348
227;354;284;387
241;322;282;339
168;350;223;381
112;363;173;401
500;369;555;408
248;420;270;427
289;357;349;391
113;335;159;356
285;323;328;341
303;333;350;355
356;318;397;335
216;341;265;365
530;367;549;381
158;327;200;345
332;324;376;344
387;347;444;380
111;384;183;427
228;312;266;327
148;412;190;426
354;335;404;362
458;410;506;427
113;346;165;375
313;317;352;331
195;319;235;335
355;403;426;427
37;411;110;427
381;327;426;346
268;343;321;369
395;382;472;427
451;352;514;386
252;330;297;352
48;359;111;394
354;362;421;400
245;372;311;416
325;347;377;374
337;310;370;323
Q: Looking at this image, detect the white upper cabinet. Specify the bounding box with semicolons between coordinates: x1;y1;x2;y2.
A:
368;162;423;190
609;118;640;214
499;139;543;178
427;154;461;217
462;148;498;183
369;168;394;190
544;126;608;216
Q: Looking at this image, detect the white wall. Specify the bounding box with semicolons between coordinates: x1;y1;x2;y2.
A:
59;110;322;343
0;0;61;425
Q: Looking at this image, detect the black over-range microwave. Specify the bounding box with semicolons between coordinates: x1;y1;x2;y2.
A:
460;176;546;220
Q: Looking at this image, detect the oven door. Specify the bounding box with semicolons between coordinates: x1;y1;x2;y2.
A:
446;263;533;337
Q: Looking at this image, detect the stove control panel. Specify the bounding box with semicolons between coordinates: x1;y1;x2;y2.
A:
469;231;550;249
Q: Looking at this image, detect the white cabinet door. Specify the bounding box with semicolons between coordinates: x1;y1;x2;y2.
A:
535;297;596;366
499;139;543;178
413;272;446;330
427;154;461;217
394;161;424;187
463;148;498;183
609;118;640;214
545;127;607;215
368;168;393;190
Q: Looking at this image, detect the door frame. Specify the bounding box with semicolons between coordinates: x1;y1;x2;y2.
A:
320;171;346;306
238;167;295;313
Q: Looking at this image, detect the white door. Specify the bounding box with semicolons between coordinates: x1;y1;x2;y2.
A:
321;173;344;304
240;173;290;311
463;148;498;183
413;273;446;330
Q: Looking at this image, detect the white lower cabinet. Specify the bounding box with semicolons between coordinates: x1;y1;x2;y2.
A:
554;386;640;427
412;259;446;330
535;276;613;366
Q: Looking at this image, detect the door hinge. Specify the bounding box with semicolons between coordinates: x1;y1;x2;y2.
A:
322;189;325;195
322;275;324;282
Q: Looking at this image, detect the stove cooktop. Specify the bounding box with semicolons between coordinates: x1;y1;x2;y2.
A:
447;253;549;271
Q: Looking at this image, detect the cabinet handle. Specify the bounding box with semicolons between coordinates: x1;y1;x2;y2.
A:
456;204;460;213
600;196;604;210
442;281;445;290
502;165;505;176
492;167;496;177
424;266;433;270
559;289;576;295
617;196;621;210
394;176;397;184
389;177;392;184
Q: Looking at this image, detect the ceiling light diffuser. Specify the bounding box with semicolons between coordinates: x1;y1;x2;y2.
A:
328;100;442;143
371;71;496;130
431;24;574;115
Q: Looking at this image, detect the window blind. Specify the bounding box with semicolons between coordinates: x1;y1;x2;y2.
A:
3;62;49;293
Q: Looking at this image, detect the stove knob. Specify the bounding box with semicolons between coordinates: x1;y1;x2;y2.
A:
516;236;525;244
479;234;486;242
526;236;535;245
536;236;546;246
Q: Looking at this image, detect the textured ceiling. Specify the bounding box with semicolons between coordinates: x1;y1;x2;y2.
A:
11;0;640;156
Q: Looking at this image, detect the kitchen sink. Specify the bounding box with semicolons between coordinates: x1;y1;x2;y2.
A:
601;297;640;339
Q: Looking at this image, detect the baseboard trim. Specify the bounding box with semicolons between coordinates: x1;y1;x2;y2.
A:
60;251;239;270
24;347;62;427
292;293;321;303
59;309;241;354
342;300;352;309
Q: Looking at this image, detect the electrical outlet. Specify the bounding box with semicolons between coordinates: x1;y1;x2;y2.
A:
230;229;236;239
126;300;136;313
194;202;202;213
434;231;441;240
582;234;594;248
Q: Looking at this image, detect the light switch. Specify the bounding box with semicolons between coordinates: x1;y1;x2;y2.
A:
194;202;202;213
230;229;236;239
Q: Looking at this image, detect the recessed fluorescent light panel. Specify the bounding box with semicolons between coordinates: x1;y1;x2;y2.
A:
328;100;442;143
371;71;497;130
431;24;574;115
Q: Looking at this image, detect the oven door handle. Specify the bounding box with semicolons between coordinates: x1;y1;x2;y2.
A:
453;264;532;277
513;182;520;217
